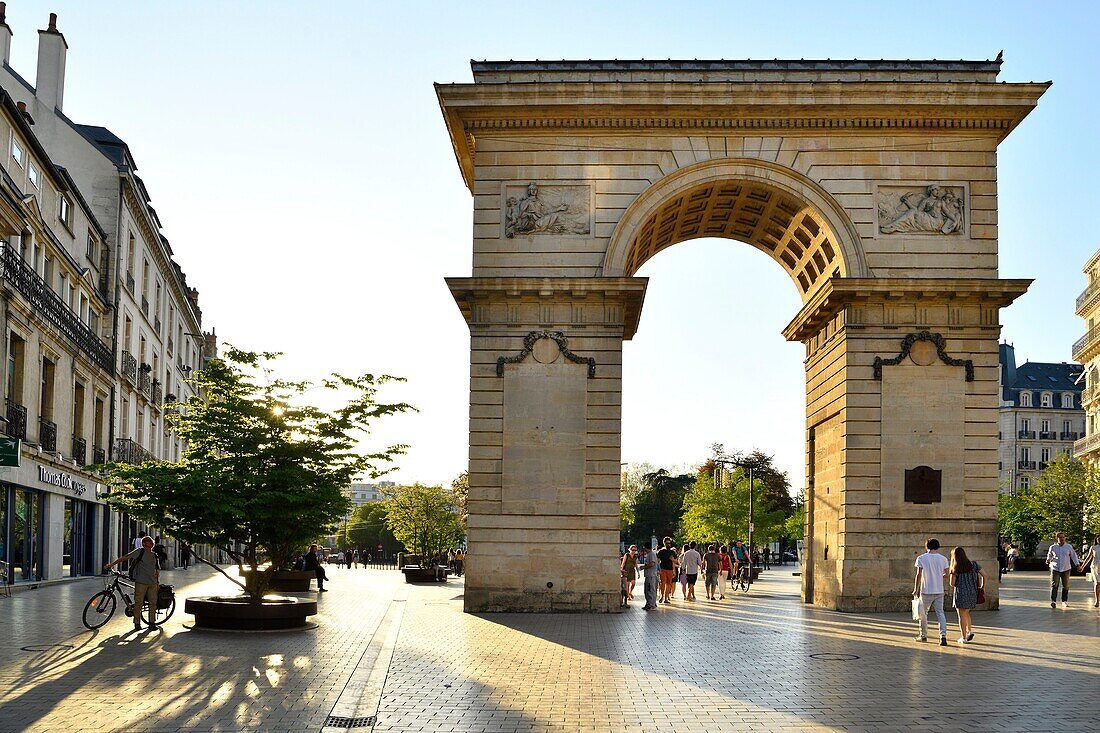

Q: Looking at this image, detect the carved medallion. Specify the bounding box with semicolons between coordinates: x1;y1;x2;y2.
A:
877;184;965;235
504;183;592;238
496;331;596;378
873;331;974;381
904;466;942;504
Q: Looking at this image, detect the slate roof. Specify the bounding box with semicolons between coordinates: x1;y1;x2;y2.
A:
1000;344;1083;407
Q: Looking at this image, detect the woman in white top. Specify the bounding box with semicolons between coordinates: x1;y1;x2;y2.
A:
1080;535;1100;608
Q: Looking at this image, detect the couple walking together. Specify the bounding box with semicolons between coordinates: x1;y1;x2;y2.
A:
913;538;985;646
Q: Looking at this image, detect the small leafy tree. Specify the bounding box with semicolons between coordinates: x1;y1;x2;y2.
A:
342;502;404;557
382;483;464;565
103;347;413;603
1027;453;1094;550
451;471;469;532
997;490;1042;558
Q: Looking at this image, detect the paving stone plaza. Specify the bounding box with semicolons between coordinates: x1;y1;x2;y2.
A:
0;566;1095;732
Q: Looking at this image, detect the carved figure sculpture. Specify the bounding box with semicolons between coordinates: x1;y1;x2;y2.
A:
879;184;964;234
505;182;589;237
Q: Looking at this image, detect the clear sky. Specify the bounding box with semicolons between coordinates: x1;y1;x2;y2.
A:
7;1;1095;489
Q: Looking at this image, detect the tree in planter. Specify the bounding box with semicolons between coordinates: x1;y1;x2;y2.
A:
103;346;413;603
382;483;464;566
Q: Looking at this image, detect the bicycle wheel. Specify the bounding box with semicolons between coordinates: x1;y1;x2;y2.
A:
144;596;176;627
82;590;117;630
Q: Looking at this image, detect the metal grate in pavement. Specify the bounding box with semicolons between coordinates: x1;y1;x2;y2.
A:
325;715;375;728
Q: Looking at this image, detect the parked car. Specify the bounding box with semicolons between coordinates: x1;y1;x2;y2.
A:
782;551;798;562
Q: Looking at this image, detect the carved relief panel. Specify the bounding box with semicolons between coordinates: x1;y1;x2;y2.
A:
875;183;967;235
503;182;593;238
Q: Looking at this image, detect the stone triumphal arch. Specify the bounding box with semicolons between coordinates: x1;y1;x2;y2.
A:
439;59;1046;612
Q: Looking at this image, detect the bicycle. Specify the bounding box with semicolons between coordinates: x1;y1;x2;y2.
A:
733;563;753;592
82;570;176;630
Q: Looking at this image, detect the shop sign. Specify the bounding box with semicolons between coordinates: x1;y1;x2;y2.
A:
38;465;88;496
0;437;19;467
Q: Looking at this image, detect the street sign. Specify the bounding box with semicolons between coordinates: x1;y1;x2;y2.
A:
0;438;19;467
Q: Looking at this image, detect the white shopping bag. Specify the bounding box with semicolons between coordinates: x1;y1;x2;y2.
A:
911;597;923;621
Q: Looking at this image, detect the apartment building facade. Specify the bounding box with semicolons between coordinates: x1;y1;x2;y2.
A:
1073;248;1100;465
998;343;1084;494
0;11;213;584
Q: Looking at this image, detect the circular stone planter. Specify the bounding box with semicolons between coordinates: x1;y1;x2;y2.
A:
239;568;314;592
184;595;318;631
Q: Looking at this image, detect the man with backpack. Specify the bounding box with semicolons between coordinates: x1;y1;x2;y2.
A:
104;535;161;630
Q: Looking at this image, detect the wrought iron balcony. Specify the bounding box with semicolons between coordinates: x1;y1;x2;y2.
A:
121;351;138;383
151;380;163;407
1017;460;1037;470
1061;431;1080;441
141;295;149;316
1038;461;1049;470
1077;279;1100;312
1073;327;1100;361
115;437;154;465
93;446;106;465
1075;433;1100;458
39;418;56;452
1018;430;1036;439
1039;431;1057;440
5;401;26;441
125;271;135;293
72;436;86;466
0;245;113;373
138;366;152;395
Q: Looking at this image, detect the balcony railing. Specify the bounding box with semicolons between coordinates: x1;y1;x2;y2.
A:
1073;327;1100;361
121;351;138;383
38;418;56;452
141;295;149;316
151;381;163;407
1061;431;1080;441
1077;279;1100;311
1018;430;1036;439
93;446;106;465
125;271;135;293
5;401;26;441
1039;431;1057;440
1017;460;1037;470
0;244;113;373
138;366;152;395
72;436;86;466
115;437;153;465
1075;433;1100;457
1038;461;1049;470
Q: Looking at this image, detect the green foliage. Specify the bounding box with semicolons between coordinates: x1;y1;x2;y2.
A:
1028;453;1096;551
341;502;404;556
680;467;788;546
784;495;805;541
382;483;464;565
622;468;694;542
997;490;1042;557
451;471;469;532
103;346;413;601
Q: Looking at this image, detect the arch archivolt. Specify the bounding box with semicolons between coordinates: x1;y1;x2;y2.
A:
603;159;870;300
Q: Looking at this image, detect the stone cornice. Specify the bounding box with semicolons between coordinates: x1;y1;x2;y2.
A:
446;276;648;339
436;80;1049;190
782;277;1032;342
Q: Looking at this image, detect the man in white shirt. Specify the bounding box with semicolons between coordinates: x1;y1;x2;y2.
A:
681;542;702;601
1046;532;1083;609
912;538;950;645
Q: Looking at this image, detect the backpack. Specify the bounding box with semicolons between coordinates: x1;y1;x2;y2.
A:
128;548;160;581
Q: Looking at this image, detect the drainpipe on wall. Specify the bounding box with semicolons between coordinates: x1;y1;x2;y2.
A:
105;176;125;556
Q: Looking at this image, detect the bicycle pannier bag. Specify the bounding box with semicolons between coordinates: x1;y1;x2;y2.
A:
157;584;175;609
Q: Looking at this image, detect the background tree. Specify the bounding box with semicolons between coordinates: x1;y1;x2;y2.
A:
997;490;1042;558
680;466;788;545
784;492;805;542
622;468;694;542
451;471;469;532
341;501;405;558
383;483;464;565
103;347;413;602
1027;453;1095;551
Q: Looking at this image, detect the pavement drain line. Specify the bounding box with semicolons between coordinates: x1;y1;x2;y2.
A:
322;592;407;732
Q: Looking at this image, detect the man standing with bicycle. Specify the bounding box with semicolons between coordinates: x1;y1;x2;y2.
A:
104;535;160;630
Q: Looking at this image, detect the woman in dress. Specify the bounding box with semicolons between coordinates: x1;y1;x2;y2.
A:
620;545;638;602
950;546;984;644
1080;534;1100;608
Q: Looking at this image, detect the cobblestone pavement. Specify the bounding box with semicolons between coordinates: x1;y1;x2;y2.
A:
0;566;1096;732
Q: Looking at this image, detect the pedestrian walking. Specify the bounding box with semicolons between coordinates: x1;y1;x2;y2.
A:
179;543;192;569
681;542;701;601
718;545;732;600
641;541;658;610
345;548;354;570
949;546;985;645
997;543;1008;581
454;547;465;577
1047;532;1083;608
103;535;160;631
912;538;950;646
702;544;721;600
621;545;638;601
303;543;328;592
656;537;677;603
1079;534;1100;608
1006;544;1019;572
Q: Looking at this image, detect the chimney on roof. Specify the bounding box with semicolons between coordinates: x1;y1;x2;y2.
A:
35;12;68;112
0;3;12;67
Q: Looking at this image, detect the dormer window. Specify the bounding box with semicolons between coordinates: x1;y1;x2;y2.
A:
1041;392;1052;408
1020;392;1032;407
58;194;72;227
1062;393;1074;409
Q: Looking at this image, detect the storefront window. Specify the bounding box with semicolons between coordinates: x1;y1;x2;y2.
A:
0;488;7;584
11;488;42;582
63;498;72;577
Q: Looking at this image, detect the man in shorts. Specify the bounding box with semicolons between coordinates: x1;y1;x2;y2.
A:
656;537;677;603
702;544;722;600
681;541;702;601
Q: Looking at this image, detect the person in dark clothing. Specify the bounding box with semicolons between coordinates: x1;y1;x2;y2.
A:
302;544;327;591
179;543;192;569
153;537;169;567
345;548;354;569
